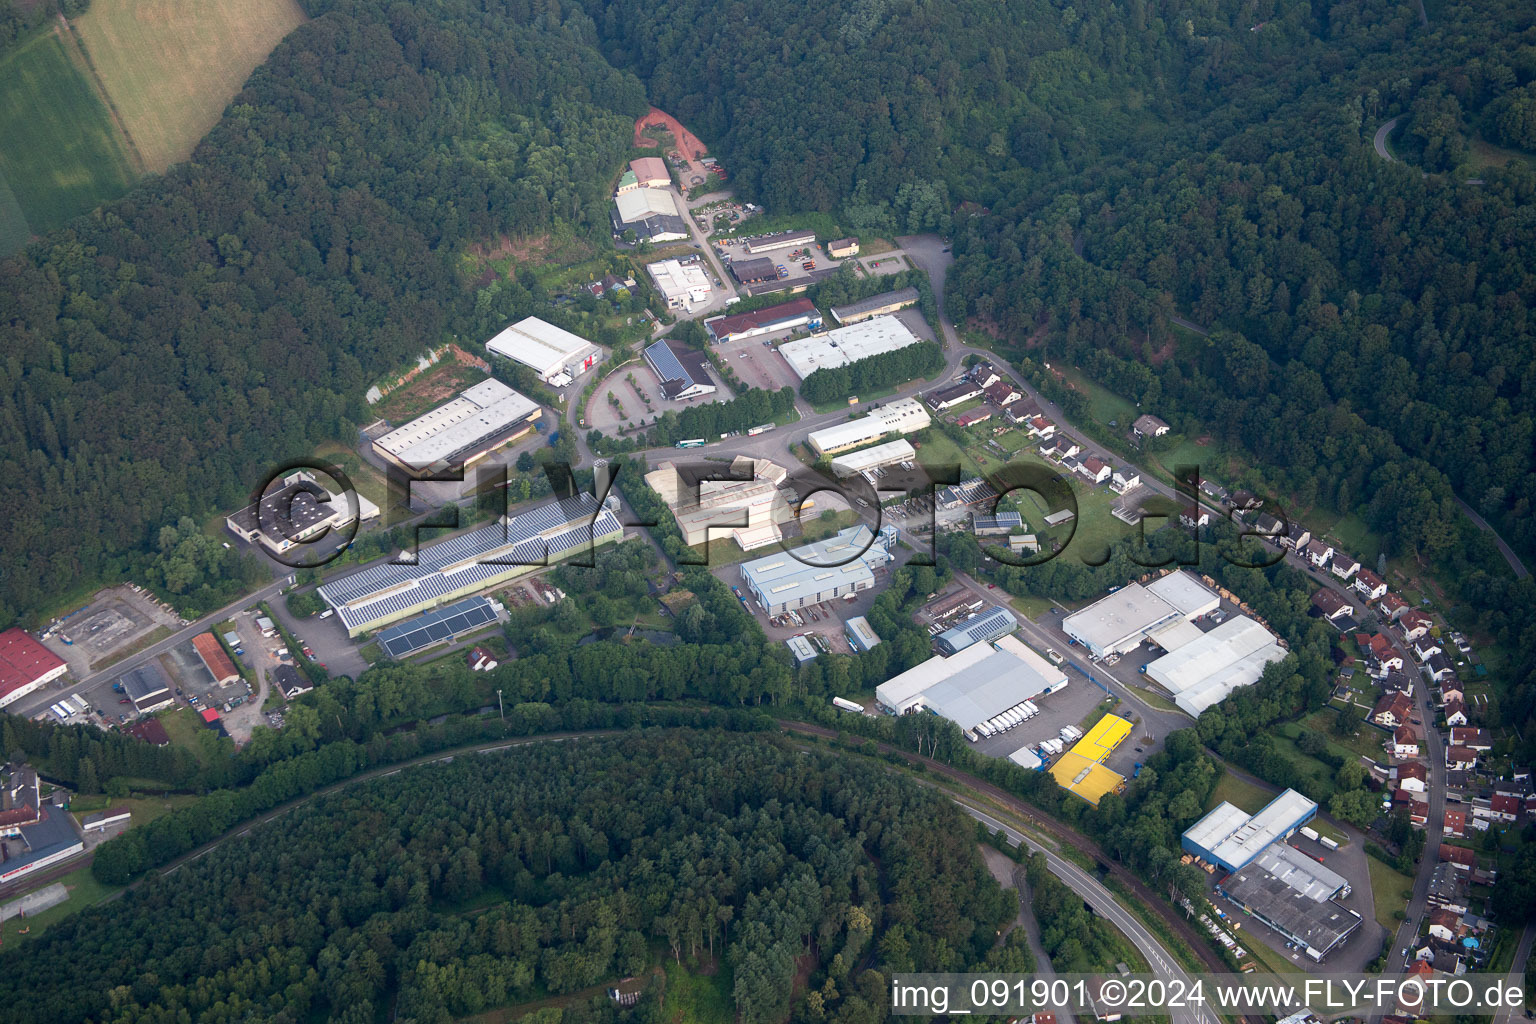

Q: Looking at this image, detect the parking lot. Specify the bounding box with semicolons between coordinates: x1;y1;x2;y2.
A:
968;669;1121;765
44;585;184;676
859;252;910;277
584;361;736;435
712;333;806;392
269;593;370;680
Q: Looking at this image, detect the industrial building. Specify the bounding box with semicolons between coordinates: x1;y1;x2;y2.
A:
647;258;712;310
191;633;239;687
646;456;796;552
370;378;542;476
936;607;1019;655
1060;572;1221;658
376;596;507;660
1217;841;1361;962
786;635;819;665
875;634;1068;731
119;663;175;714
807;397;932;456
227;470;380;555
1144;615;1287;717
973;510;1024;536
1181;789;1318;872
705;297;821;342
1050;715;1133;805
629;156;670;188
829;438;916;478
829;286;919;325
845;616;881;652
612;188;687;242
644;339;717;401
0;768;83;885
729;257;781;285
738;525;897;615
744;229;817;254
0;628;67;708
779;316;925;379
485;317;603;386
318;494;623;636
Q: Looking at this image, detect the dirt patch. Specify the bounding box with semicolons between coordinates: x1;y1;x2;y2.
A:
634;106;711;183
371;358;492;423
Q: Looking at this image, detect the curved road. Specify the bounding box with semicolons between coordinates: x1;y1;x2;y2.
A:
1374;117;1401;162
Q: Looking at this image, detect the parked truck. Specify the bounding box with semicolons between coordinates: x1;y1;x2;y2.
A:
1299;826;1320;842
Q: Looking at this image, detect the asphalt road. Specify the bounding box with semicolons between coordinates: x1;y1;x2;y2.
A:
1374;118;1401;162
953;797;1215;1024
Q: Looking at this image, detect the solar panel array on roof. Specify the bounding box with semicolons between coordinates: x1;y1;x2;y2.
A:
935;607;1018;654
378;597;501;659
318;495;621;632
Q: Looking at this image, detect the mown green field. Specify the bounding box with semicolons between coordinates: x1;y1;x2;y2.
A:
0;169;30;254
0;31;135;241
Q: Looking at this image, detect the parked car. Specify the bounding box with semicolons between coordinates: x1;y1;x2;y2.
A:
118;698;130;704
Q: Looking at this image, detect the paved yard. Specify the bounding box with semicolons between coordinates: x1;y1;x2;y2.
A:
713;333;805;392
585;361;735;435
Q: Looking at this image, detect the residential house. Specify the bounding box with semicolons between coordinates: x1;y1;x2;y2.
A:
1131;414;1170;439
971;364;1002;388
1200;480;1230;504
1110;470;1141;494
1443;808;1466;837
1077;457;1112;485
1439;682;1464;706
1426;652;1455;682
1373;692;1414;728
1354;569;1388;601
1396;761;1428;793
1179;507;1212;530
1400;610;1434;642
1251;511;1288;543
1440;844;1476;870
1378;593;1410;620
1450;727;1492;751
1394;789;1429;825
1039;435;1081;460
1369;634;1405;672
1445;747;1477;771
1027;416;1057;438
1489;793;1523;822
1312;588;1354;621
955;407;994;428
1391;725;1420;758
1331;553;1362;580
984;380;1022;407
1427;865;1469;914
1383;669;1414;694
1414;636;1444;662
1303;538;1335;568
1444;699;1468;726
1427;908;1462;943
927;381;984;410
1228;489;1264;513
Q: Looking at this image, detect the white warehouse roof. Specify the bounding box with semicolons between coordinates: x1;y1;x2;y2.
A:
486;317;602;380
1145;615;1287;717
779;316;924;379
1184;789;1317;871
807;398;931;455
875;635;1067;730
829;438;916;476
1146;571;1221;620
614;187;679;222
1061;583;1181;655
373;378;540;470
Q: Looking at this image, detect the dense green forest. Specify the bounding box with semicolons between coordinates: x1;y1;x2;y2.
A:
9;731;1014;1024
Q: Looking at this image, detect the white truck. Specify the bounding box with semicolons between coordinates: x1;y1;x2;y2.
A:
1299;825;1320;842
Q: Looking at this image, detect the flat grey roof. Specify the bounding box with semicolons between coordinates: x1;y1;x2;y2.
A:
830;287;919;320
119;662;172;701
1062;583;1180;651
1253;842;1350;901
373;378;539;469
1221;863;1361;957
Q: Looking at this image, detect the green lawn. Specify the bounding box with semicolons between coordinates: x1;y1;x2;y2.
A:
1055;366;1136;429
1126;683;1181;714
1008;594;1056;619
662;958;734;1024
0;864;119;945
0;31;136;235
1207;771;1278;814
1298;710;1386;762
1266;732;1338;799
1365;855;1414;931
1320;513;1386;567
914;431;983;478
0;169;30;256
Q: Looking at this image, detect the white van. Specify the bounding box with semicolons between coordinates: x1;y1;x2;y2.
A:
319;609;333;619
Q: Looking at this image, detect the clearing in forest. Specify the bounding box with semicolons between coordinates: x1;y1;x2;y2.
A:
73;0;307;173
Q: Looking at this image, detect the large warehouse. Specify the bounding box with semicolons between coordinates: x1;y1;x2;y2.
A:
644;339;717;401
486;318;603;386
119;663;175;714
830;287;919;325
612;188;687;242
1181;789;1318;872
779;316;924;379
370;378;542;476
744;229;817;254
647;456;795;552
807;397;932;456
1061;571;1221;658
1144;615;1287;717
829;438;916;478
705;297;821;342
875;634;1067;730
0;628;67;708
318;494;624;635
738;524;897;615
